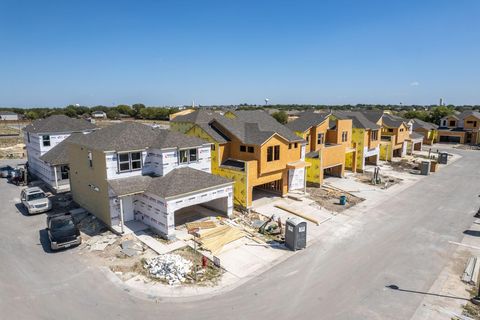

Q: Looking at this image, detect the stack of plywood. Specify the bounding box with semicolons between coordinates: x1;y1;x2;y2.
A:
197;225;245;255
185;221;217;233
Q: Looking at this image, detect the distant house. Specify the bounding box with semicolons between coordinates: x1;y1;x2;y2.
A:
91;111;107;119
23;115;98;193
437;111;480;144
0;111;19;121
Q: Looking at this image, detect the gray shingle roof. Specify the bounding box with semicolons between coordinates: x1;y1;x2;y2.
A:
173;109;303;145
285;111;330;132
24;115;97;134
39;133;82;165
146;167;232;199
170;109;218;123
0;111;17;115
108;175;153;197
70;122;209;152
410;132;424;140
410;118;438;130
333;111;381;130
381;114;406;128
458;110;480;120
359;111;384;124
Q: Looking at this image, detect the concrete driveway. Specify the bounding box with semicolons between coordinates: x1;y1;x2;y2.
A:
1;147;480;320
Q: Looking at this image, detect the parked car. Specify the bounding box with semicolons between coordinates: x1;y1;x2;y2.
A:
20;187;52;214
46;213;81;251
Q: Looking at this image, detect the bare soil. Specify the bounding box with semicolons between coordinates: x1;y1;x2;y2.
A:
306;185;364;212
355;173;401;189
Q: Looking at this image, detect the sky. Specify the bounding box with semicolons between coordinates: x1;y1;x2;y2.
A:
1;0;479;107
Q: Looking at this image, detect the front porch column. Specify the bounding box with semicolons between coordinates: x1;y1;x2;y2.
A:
119;197;124;234
53;166;59;191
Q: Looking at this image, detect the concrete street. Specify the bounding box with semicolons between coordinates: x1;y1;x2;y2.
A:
1;148;479;320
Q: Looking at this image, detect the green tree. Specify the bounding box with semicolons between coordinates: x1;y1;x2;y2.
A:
271;111;288;124
106;109;120;120
428;106;455;124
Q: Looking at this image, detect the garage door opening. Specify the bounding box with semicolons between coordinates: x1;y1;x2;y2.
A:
323;164;342;178
439;135;461;143
173;197;229;227
365;154;378;166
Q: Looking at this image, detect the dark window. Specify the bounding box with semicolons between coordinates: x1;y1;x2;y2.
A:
189;149;197;162
60;165;69;180
247;146;254;153
294;143;298;148
42;135;50;147
388;128;394;133
118;152;142;172
131;152;142;170
274;145;280;160
449;120;456;127
179;150;188;164
211;144;216;151
306;134;310;144
371;130;378;141
88;151;93;168
317;133;324;145
267;146;273;162
342;131;348;142
288;144;292;149
240;145;247;152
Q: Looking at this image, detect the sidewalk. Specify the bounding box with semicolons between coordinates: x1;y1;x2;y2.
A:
98;150;464;301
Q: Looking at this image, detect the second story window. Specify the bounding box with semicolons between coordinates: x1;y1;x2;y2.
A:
449;120;456;127
267;146;273;162
42;135;50;147
118;152;142;172
240;145;246;152
247;146;254;153
179;148;198;164
341;131;348;142
274;145;280;160
400;128;404;132
88;151;93;168
317;133;324;145
387;128;394;133
371;130;378;141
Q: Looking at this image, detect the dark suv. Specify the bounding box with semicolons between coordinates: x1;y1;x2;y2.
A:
46;213;81;251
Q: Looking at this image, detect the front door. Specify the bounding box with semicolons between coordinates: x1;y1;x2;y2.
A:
466;132;472;144
122;197;134;221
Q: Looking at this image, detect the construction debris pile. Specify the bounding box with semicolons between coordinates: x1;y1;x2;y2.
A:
85;233;117;251
144;254;193;285
197;224;246;255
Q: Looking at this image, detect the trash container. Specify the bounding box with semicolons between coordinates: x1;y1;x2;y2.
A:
285;217;307;251
339;195;347;205
420;160;431;175
438;152;448;164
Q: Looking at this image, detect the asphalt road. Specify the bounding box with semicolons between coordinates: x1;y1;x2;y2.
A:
1;148;479;320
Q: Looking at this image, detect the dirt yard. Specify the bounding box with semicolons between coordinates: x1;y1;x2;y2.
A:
306;185;364;212
354;172;401;189
0;125;25;159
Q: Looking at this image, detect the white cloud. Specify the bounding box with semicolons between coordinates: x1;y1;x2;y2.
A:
410;81;420;87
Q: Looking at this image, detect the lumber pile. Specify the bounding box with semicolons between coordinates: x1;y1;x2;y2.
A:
197;225;245;255
185;221;217;232
274;204;319;225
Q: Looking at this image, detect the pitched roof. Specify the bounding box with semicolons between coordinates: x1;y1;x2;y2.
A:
170;109;218;123
227;110;303;144
410;118;438;130
333;111;380;130
145;167;232;199
285;111;330;132
39;133;82;165
0;111;17;115
174;109;303;145
70;122;209;152
381;114;406;128
359;111;384;124
410;132;424;140
108;175;153;197
24;115;97;134
459;110;480;120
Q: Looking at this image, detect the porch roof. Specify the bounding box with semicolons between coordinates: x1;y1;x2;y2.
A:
108;175;153;197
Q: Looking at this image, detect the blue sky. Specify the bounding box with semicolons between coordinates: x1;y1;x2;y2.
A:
1;0;479;107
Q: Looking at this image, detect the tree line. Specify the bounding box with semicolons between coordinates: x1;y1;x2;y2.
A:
0;104;180;120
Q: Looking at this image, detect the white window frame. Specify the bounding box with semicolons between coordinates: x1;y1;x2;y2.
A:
42;135;51;147
117;152;143;172
178;148;198;164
